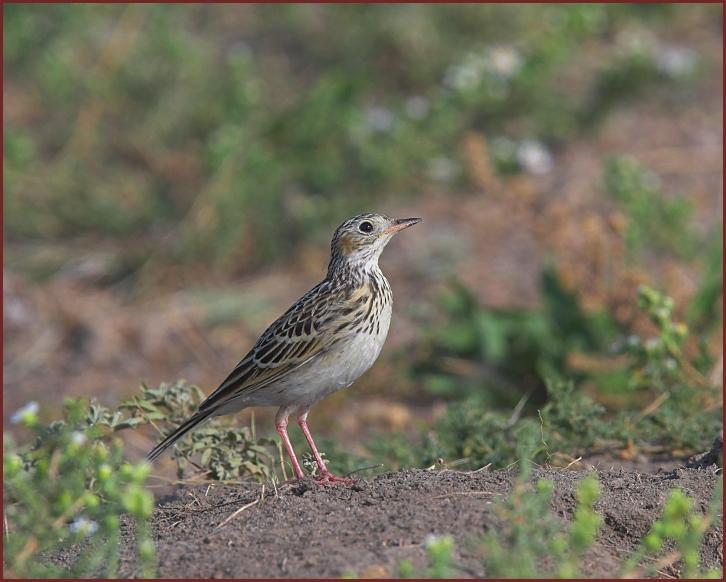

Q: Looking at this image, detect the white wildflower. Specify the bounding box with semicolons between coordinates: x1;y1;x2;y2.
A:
71;431;87;446
626;335;640;347
69;516;98;536
443;52;487;91
425;533;454;550
364;106;395;133
654;46;697;78
486;46;523;80
10;401;39;425
645;338;660;351
516;139;553;175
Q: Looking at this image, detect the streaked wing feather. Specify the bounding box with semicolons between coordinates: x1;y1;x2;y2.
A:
198;280;350;413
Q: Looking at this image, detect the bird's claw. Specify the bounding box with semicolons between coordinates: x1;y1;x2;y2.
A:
313;471;356;486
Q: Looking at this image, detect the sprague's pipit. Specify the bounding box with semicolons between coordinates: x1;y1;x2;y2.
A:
147;213;421;483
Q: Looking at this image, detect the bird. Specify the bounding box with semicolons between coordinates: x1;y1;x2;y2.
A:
147;213;421;483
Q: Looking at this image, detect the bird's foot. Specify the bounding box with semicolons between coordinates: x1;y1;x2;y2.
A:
313;471;356;486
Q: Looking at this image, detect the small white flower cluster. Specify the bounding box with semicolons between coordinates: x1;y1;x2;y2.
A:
363;106;396;133
69;516;99;536
615;28;698;78
10;401;39;424
71;431;88;446
443;46;523;92
492;136;554;176
516;139;553;176
424;533;455;549
654;46;698;78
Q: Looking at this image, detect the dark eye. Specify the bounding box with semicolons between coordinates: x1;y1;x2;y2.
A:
358;221;374;234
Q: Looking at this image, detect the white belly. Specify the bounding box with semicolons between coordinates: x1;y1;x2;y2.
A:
245;301;392;410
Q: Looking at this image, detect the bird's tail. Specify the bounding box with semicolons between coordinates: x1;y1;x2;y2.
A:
146;409;214;463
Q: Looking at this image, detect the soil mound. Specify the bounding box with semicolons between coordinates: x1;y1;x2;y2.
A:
111;467;721;578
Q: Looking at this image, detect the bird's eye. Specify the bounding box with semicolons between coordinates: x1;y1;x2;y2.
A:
358;221;374;234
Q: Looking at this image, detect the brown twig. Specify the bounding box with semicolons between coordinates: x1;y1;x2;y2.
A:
216;490;264;529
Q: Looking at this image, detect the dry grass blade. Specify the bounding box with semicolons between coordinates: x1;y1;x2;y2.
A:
216;486;265;529
216;498;261;529
565;456;584;469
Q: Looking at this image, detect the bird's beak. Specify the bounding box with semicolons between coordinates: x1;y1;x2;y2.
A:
383;217;422;234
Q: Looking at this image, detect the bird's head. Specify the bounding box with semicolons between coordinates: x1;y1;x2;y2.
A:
328;213;421;273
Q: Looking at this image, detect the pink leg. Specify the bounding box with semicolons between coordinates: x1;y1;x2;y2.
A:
275;406;305;480
297;409;354;485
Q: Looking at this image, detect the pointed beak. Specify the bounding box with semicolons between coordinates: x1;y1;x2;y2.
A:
383;217;422;235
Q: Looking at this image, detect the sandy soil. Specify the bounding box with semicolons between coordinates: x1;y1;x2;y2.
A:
98;465;722;579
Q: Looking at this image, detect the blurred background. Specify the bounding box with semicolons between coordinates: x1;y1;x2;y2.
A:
4;4;722;469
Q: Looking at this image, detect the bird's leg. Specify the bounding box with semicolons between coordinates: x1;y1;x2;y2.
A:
275;406;305;480
297;409;354;485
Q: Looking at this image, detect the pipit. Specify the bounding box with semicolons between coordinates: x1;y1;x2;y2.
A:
147;213;421;483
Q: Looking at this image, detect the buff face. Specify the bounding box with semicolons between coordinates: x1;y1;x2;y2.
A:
331;213;421;267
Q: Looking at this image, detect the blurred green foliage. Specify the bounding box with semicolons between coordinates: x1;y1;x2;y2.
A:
396;470;721;579
604;156;697;258
4;3;706;273
414;266;618;405
399;534;456;579
119;380;279;481
482;468;603;578
3;399;155;577
380;282;721;471
622;481;723;578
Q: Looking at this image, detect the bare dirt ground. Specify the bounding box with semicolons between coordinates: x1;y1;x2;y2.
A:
102;465;722;579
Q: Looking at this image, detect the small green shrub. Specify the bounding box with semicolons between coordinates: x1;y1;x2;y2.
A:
604;156;697;258
482;471;603;578
687;227;723;331
414;267;617;406
119;380;279;481
399;534;456;579
3;399;155;577
394;470;722;578
410;280;719;470
621;480;723;578
614;285;721;452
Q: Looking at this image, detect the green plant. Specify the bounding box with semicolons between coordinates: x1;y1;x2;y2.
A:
614;285;721;452
3;398;155;578
399;534;457;579
414;267;618;406
482;468;603;578
119;380;279;481
604;156;697;258
415;279;719;471
393;469;720;579
538;379;610;456
687;227;723;331
627;284;691;390
621;480;723;578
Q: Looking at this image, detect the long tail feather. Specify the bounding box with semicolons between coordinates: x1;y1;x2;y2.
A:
146;410;214;463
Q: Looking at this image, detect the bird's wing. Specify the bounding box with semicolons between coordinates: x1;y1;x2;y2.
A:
198;280;366;413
